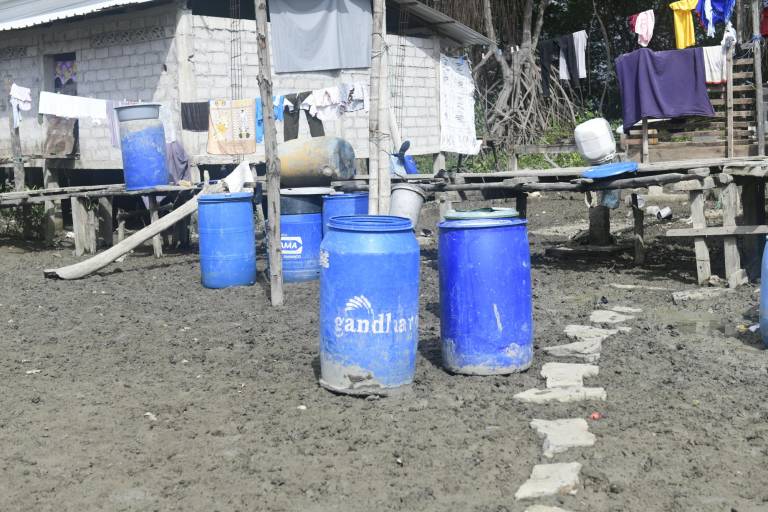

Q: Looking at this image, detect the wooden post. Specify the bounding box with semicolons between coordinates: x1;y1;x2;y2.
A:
71;197;96;256
368;0;386;214
515;193;528;219
43;160;63;244
688;190;712;284
147;195;163;258
377;4;391;215
255;0;284;306
631;193;645;265
740;179;766;279
721;182;742;281
641;118;649;163
588;205;612;246
97;197;113;248
753;0;765;156
726;44;735;158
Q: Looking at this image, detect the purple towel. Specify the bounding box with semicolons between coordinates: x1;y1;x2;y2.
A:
616;48;715;134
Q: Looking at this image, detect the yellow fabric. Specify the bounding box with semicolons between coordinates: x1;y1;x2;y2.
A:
670;0;699;49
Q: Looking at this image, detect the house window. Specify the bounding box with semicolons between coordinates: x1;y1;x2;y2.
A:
189;0;257;20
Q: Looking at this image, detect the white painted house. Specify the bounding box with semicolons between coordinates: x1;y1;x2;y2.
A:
0;0;489;180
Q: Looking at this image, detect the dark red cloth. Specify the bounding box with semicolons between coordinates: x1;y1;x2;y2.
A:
629;13;639;32
761;8;768;37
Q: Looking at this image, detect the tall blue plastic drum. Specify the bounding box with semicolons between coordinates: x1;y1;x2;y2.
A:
320;216;420;395
761;238;768;347
322;192;369;235
198;191;256;289
115;104;169;190
438;208;533;374
278;188;330;282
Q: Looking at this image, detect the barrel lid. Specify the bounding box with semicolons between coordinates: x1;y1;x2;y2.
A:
114;103;162;122
322;191;369;200
581;161;638;180
439;217;527;230
445;207;519;220
198;191;254;202
391;183;427;199
281;187;334;196
329;215;413;232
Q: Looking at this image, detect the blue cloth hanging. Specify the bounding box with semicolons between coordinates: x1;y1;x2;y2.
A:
696;0;737;37
255;96;285;143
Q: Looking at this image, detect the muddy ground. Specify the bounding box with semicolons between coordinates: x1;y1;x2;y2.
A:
1;193;767;512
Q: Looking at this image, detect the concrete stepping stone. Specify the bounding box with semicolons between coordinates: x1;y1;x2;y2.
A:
608;305;642;314
564;324;617;343
590;309;634;324
530;418;596;458
514;387;606;404
543;339;602;363
541;362;599;388
515;462;582;500
525;505;574;512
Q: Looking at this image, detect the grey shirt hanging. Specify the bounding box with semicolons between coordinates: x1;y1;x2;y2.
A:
269;0;372;73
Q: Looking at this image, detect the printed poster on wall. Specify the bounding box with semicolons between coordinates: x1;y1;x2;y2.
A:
439;54;482;155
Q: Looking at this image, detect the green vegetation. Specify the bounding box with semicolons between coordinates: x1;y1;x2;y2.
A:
0;183;45;239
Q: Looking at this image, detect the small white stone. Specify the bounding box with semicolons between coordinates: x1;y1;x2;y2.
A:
144;412;158;421
541;363;599;389
590;310;634;324
543;339;601;362
514;387;606;404
25;369;41;375
297;405;307;411
515;462;582;500
608;305;642;314
524;505;574;512
530;418;596;458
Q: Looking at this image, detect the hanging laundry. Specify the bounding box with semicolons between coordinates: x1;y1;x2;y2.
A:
207;98;257;155
702;46;727;84
696;0;736;38
273;96;285;122
181;101;210;131
670;0;699;49
761;7;768;37
38;91;108;120
165;140;191;184
629;10;655;47
159;104;176;143
559;30;588;80
283;91;325;141
340;82;368;112
306;86;343;121
557;34;580;88
9;83;32;129
615;48;715;134
255;96;287;143
538;39;559;97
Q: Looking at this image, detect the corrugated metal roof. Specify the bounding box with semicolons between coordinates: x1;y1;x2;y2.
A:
0;0;157;32
389;0;493;47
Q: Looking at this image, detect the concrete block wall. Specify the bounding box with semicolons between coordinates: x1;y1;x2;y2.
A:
186;15;442;161
0;4;179;168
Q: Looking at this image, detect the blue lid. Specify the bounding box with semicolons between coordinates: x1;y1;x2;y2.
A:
322;192;369;200
198;191;254;203
329;215;413;232
445;207;519;220
438;217;528;230
581;161;638;180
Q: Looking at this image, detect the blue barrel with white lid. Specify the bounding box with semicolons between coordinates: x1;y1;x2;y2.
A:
438;209;533;374
115;104;169;190
198;191;256;289
320;215;420;395
322;192;369;235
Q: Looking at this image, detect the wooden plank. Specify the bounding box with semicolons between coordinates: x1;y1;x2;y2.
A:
641;118;650;163
514;144;578;154
732;71;754;79
688;190;712;284
710;97;755;106
43;160;62;245
727;44;735;159
147;195;163;258
721;182;742;280
667;225;768;237
256;0;284;306
754;0;766;156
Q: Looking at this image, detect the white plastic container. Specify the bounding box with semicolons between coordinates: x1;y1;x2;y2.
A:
574;118;616;164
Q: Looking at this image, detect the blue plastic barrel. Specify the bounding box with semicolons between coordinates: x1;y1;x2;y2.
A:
320;216;420;395
198;192;256;289
322;193;369;235
281;213;324;282
438;216;533;374
761;239;768;346
115;104;169;191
